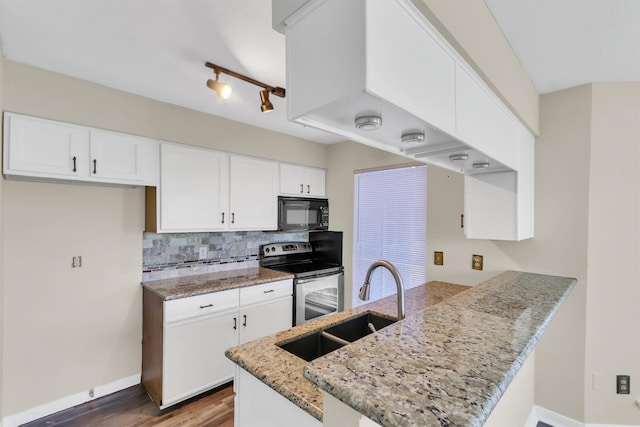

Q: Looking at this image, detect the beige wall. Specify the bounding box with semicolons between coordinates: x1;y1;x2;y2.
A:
584;83;640;424
414;0;539;135
0;45;5;420
0;60;330;417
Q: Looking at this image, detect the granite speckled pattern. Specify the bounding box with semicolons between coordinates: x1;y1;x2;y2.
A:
141;267;293;300
303;271;576;427
224;280;472;421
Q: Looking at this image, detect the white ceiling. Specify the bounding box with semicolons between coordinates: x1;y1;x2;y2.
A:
484;0;640;94
0;0;638;144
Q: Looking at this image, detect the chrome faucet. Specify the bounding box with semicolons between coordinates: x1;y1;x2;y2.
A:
358;260;405;320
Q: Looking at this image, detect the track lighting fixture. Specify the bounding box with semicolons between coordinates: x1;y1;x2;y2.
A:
260;90;274;113
206;72;232;99
205;62;285;113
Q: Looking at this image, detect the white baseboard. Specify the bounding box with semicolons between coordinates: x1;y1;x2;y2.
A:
1;373;140;427
530;405;634;427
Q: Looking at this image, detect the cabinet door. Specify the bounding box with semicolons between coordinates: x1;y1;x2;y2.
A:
456;64;494;156
159;143;229;232
517;127;535;240
89;130;157;185
4;113;87;179
163;310;238;406
280;163;306;195
240;297;293;344
229;155;278;230
305;167;326;197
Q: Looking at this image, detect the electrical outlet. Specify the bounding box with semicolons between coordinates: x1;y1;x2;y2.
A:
198;246;208;260
472;254;483;271
72;256;82;268
617;375;630;394
434;251;444;266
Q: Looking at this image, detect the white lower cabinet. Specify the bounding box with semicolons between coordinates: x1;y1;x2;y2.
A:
234;367;321;427
163;305;238;406
142;279;293;409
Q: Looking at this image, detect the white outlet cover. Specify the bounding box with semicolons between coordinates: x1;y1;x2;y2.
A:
198;246;208;260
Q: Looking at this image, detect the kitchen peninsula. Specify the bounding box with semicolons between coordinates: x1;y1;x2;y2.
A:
226;271;576;426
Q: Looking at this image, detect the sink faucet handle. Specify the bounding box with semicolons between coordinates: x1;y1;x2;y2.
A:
358;281;371;300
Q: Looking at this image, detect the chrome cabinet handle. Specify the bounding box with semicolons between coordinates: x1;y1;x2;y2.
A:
300;184;303;193
199;304;213;309
221;212;225;224
72;156;77;172
233;317;237;330
92;159;97;174
242;314;247;327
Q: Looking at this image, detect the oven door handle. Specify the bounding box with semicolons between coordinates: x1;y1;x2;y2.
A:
296;272;343;284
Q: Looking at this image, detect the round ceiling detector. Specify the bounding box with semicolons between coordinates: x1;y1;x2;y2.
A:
355;115;382;131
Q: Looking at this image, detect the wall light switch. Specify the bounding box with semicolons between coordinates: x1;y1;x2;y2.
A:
434;251;444;266
472;254;483;271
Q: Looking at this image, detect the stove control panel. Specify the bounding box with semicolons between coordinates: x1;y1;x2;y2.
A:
260;242;312;257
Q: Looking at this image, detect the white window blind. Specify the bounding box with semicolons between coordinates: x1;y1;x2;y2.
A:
352;165;427;307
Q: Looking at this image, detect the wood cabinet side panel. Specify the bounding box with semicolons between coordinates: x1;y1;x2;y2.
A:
142;289;164;406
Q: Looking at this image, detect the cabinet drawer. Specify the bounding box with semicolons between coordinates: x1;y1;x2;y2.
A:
165;289;238;323
240;279;293;306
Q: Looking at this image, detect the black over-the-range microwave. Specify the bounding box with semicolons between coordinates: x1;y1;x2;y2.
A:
277;196;329;232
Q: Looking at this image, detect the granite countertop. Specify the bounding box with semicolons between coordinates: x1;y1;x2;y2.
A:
303;271;576;426
141;266;294;300
224;280;472;421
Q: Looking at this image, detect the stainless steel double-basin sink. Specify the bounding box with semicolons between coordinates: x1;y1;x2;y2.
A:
278;312;398;362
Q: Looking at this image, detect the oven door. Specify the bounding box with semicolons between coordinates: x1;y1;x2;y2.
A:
295;272;343;325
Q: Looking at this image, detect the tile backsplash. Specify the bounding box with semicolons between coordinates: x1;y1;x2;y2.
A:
143;231;308;273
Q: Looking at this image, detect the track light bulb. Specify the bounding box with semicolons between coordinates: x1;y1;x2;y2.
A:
260;90;274;113
206;78;232;99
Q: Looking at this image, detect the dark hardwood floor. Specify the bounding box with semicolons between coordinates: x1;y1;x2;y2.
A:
22;383;234;427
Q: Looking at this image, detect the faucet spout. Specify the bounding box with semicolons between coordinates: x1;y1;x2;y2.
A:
358;260;405;320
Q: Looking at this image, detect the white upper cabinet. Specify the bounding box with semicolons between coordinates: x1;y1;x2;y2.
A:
455;65;494;156
229;155;279;231
3;112;158;186
88;130;158;184
366;0;456;135
280;163;326;197
4;113;87;180
154;143;229;233
492;103;519;170
464;125;535;241
278;0;536;240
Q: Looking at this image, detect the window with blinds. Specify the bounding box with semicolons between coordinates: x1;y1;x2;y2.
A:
352;165;427;308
